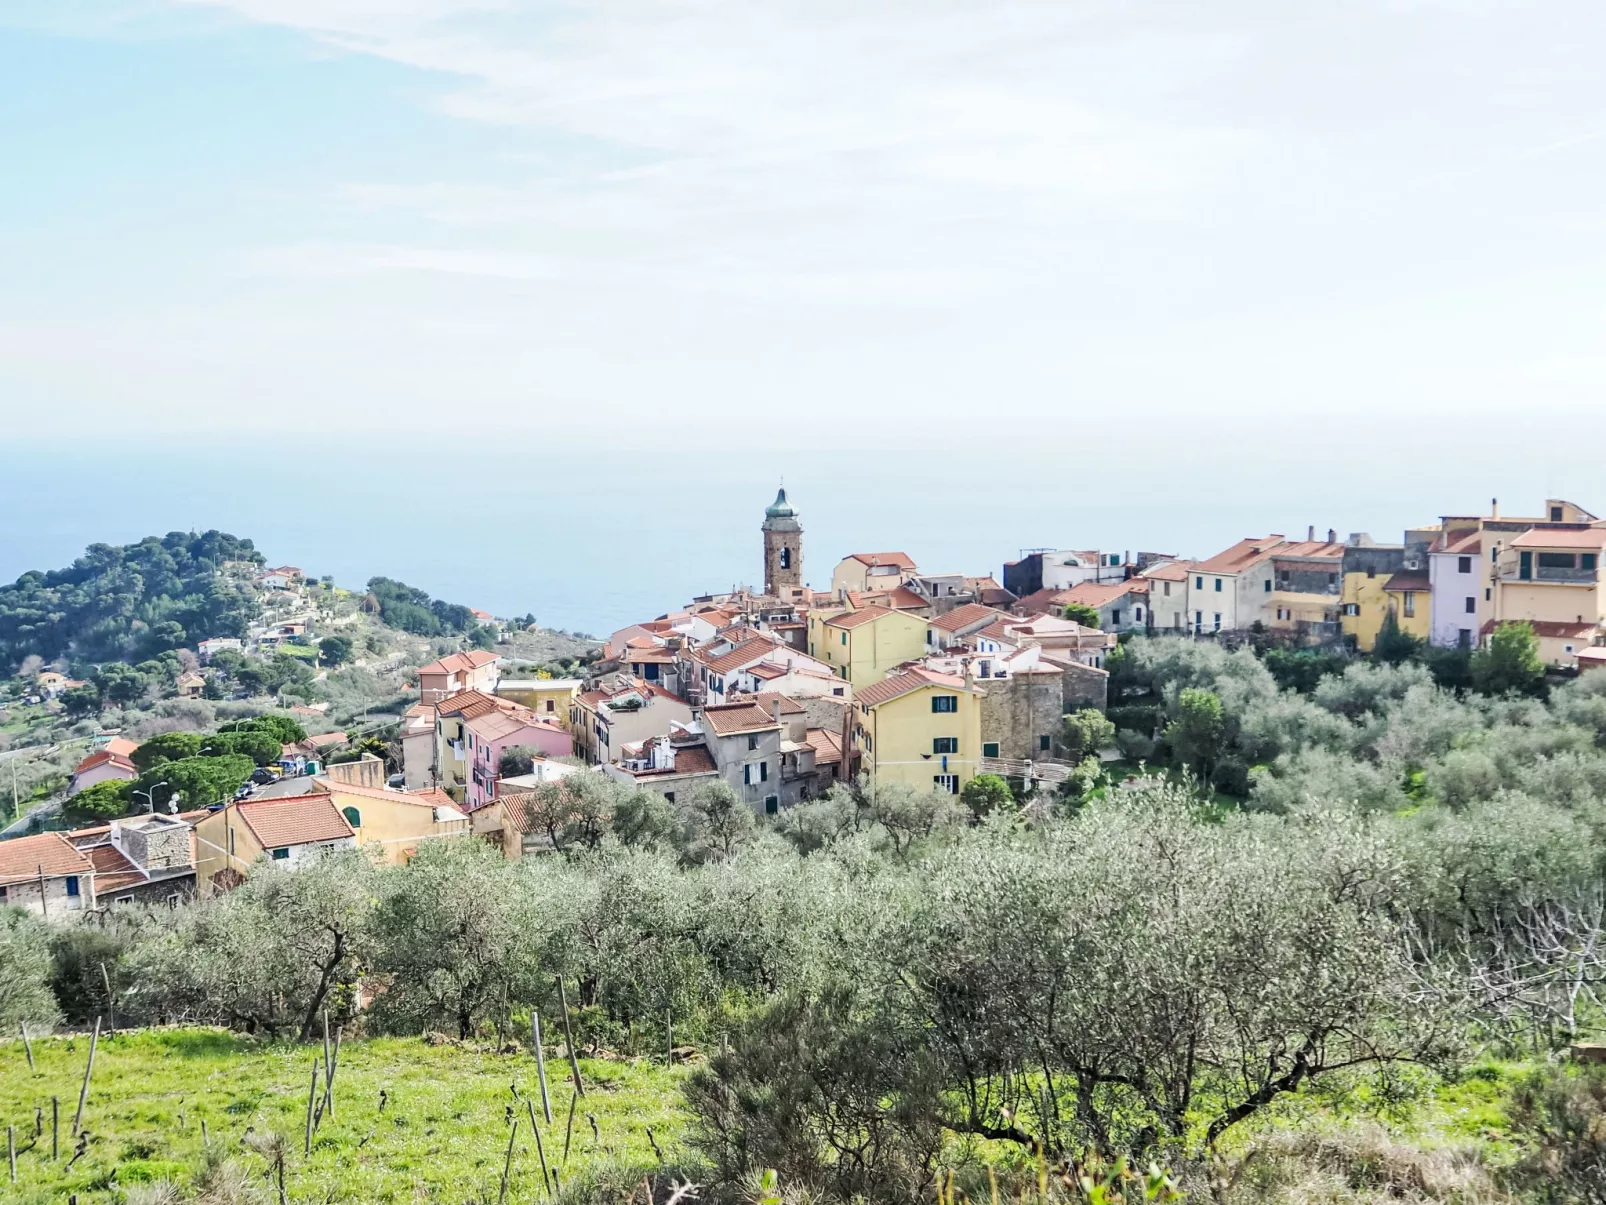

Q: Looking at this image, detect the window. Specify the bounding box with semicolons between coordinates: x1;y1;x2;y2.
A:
780;547;791;569
1403;592;1415;618
933;737;958;754
765;795;779;815
1342;603;1359;616
1110;609;1122;628
1367;566;1376;578
1538;552;1577;570
642;662;659;681
759;761;768;782
65;876;80;898
1327;573;1337;587
1485;588;1491;602
342;806;361;827
1458;556;1472;573
978;660;992;678
1135;606;1143;621
1263;579;1271;593
1552;506;1564;521
1194;610;1202;630
841;633;847;645
983;742;1000;758
1163;581;1171;596
1213;613;1222;631
1038;734;1051;751
1215;578;1223;592
747;734;758;750
546;700;554;712
1465;596;1476;614
1585;554;1599;572
933;774;959;794
743;765;753;785
832;687;844;696
931;695;958;713
271;848;289;861
1458;628;1472;648
1195;576;1203;589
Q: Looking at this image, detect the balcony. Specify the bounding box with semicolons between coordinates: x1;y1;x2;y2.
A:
1502;566;1600;584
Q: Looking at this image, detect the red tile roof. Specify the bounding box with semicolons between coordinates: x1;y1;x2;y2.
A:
1432;530;1482;556
750;692;806;715
1142;561;1194;582
1509;526;1606;550
72;749;137;778
701;703;781;736
0;832;96;884
1383;572;1431;593
1054;581;1143;608
930;603;1010;633
1193;536;1287;575
825;607;913;631
1273;540;1345;562
83;843;146;893
694;637;780;676
236;793;354;850
856;667;969;708
417;650;499;676
1479;618;1601;640
845;551;916;570
805;727;844;765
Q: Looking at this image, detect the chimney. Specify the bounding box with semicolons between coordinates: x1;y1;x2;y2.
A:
1491;497;1500;519
770;697;782;725
1307;525;1315;542
1327;528;1336;544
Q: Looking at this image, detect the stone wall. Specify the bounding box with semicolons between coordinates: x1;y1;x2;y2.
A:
980;672;1065;761
1061;661;1110;711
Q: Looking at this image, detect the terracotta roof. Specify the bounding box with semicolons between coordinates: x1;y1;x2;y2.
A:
694;638;780;676
805;727;843;764
845;552;916;570
856;667;969;708
1142;561;1194;582
235;793;354;849
1054;581;1143;608
0;832;96;884
72;749;137;778
437;690;531;721
748;662;788;680
1432;531;1482;556
1011;587;1075;616
1193;536;1287;575
626;646;678;664
1383;572;1431;593
701;703;781;736
465;709;567;742
103;737;139;758
1509;526;1606;550
973;618;1026;643
83;843;146;893
930;603;1010;633
750;692;807;715
1273;540;1345;562
301;731;348;750
1479;618;1601;640
614;744;718;779
417;650;499;676
317;778;466;809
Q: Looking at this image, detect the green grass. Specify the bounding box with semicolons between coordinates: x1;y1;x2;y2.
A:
1;1028;689;1203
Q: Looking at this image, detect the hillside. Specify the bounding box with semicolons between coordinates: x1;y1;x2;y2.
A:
0;531;599;824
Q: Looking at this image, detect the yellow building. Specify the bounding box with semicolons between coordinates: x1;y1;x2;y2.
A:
495;677;581;727
1491;526;1606;666
830;551;917;595
194;780;468;887
853;667;984;794
808;605;931;689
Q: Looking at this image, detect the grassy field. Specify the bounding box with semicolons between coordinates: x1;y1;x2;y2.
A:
0;1028;689;1204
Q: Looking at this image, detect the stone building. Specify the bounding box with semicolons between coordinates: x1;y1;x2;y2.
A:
762;487;803;596
979;666;1066;761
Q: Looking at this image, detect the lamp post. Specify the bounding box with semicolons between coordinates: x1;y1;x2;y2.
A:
132;782;168;814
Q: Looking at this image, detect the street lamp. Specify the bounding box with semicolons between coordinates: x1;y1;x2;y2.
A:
132;782;168;813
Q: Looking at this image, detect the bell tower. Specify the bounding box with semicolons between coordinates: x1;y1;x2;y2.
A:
762;487;803;596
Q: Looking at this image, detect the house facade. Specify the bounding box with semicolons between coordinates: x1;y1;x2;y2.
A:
1185;535;1286;635
831;552;917;595
853;668;984;794
1491;525;1606;665
416;650;501;705
807;606;930;688
0;832;98;916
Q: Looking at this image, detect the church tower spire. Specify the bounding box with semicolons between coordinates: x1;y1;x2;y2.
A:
761;486;802;596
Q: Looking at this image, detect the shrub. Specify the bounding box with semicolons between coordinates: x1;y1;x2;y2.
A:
959;773;1013;819
0;907;62;1030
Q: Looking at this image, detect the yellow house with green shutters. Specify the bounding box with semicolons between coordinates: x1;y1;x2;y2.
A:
808;605;931;689
853;667;984;794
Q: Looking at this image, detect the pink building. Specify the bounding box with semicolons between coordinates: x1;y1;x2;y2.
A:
68;737;140;796
416;650;501;705
464;708;571;809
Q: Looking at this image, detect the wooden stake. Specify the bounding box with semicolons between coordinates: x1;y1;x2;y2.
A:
20;1023;34;1074
320;1012;334;1123
37;864;48;919
304;1058;319;1157
72;1017;101;1136
328;1026;342;1119
665;1007;673;1065
200;1118;208;1147
532;1011;552;1124
8;1124;15;1183
51;1097;58;1160
498;1117;519;1205
101;964;115;1032
561;1088;578;1167
526;1098;552;1197
555;977;584;1097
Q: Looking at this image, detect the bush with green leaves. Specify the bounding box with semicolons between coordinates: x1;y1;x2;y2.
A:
0;906;61;1030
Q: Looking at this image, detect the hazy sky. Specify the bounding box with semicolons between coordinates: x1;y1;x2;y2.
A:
5;0;1606;452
